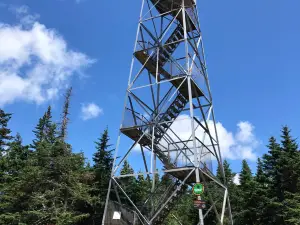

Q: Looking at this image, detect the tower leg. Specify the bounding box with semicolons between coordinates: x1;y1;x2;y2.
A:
101;179;112;225
196;168;204;225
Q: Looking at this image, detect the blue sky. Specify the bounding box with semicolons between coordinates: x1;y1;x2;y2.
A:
1;0;300;176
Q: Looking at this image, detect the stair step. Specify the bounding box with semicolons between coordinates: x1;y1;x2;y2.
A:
177;95;187;104
175;100;184;108
158;53;167;62
161;49;169;58
163;114;171;121
169;106;180;114
168;42;177;50
161;123;169;129
165;44;174;52
167;111;176;119
153;26;185;67
177;30;184;38
175;32;183;40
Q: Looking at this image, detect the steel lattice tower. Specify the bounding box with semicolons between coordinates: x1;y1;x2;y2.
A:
102;0;233;224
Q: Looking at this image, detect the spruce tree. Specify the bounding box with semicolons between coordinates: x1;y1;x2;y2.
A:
205;160;238;224
31;106;53;149
237;160;255;225
217;160;235;186
253;158;269;225
60;87;72;141
1;134;32;223
240;160;252;190
218;160;240;224
6;134;29;176
120;160;137;204
280;126;300;224
263;136;282;200
0;109;13;194
0;109;12;150
93;128;114;192
91;128;114;221
19;94;92;224
0;109;13;224
280;126;299;193
31;106;56;172
263;136;285;224
136;173;150;207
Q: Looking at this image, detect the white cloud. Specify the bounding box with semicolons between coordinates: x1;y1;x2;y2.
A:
233;173;240;185
236;121;257;144
0;5;95;106
81;103;103;121
159;115;259;162
133;115;259;163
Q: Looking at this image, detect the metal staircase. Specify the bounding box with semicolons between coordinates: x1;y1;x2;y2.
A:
133;0;202;99
150;0;197;31
154;92;188;143
103;0;233;223
138;179;186;225
153;26;184;66
121;92;188;171
122;0;202;172
151;181;186;225
119;2;201;221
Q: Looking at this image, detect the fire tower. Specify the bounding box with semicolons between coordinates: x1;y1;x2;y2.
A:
102;0;233;224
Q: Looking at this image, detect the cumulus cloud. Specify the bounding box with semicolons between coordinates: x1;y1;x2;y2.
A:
233;173;240;185
236;121;257;144
134;115;259;163
0;5;95;106
166;115;259;161
217;121;259;161
9;5;40;27
81;103;103;121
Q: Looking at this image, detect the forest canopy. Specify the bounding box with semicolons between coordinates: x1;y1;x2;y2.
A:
1;89;300;225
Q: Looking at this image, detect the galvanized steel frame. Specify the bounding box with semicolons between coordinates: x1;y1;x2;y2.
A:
102;0;233;224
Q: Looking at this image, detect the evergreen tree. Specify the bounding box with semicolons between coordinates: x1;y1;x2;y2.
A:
240;160;252;190
217;160;240;224
263;136;282;199
31;106;53;149
237;160;255;225
0;109;13;224
60;87;72;141
253;158;269;225
0;134;31;225
18;97;92;224
0;109;13;193
120;160;137;204
280;126;300;224
93;128;114;194
217;160;235;186
0;109;12;150
8;96;300;225
256;158;266;184
6;134;30;176
136;173;150;207
280;126;299;194
262;135;286;224
204;160;238;224
89;128;114;222
166;190;198;225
